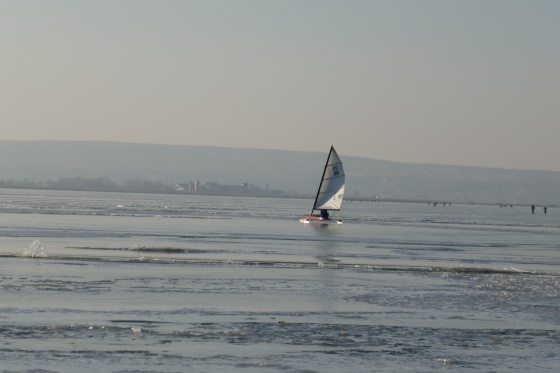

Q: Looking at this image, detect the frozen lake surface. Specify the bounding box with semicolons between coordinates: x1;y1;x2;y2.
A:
0;189;559;372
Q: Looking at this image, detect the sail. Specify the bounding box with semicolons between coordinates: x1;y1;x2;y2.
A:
312;146;345;211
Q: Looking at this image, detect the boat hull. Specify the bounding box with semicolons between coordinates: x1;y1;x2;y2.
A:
299;215;343;224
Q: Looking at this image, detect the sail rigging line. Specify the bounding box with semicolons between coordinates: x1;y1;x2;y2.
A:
310;145;334;215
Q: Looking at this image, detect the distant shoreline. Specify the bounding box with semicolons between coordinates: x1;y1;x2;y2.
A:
2;141;558;206
0;185;550;208
0;185;310;200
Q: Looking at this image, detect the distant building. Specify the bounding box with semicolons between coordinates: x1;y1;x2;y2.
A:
176;180;283;196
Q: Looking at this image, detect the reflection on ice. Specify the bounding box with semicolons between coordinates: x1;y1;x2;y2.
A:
17;239;47;258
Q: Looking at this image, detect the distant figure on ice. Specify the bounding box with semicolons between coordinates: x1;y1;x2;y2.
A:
544;206;547;214
531;205;535;214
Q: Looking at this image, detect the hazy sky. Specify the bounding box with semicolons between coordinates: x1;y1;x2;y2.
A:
1;1;559;170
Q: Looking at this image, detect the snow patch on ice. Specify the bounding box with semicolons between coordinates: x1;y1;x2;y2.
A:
17;239;47;258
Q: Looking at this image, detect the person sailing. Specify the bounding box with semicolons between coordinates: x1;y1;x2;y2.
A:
320;209;330;219
531;205;535;214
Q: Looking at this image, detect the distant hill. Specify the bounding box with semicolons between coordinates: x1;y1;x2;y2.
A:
1;140;558;205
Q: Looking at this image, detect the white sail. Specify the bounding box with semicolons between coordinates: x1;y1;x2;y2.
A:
312;146;345;211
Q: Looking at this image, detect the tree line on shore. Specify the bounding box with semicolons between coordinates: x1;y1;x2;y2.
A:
0;177;304;198
0;177;173;193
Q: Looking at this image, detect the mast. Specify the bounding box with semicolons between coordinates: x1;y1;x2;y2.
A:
310;145;334;215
